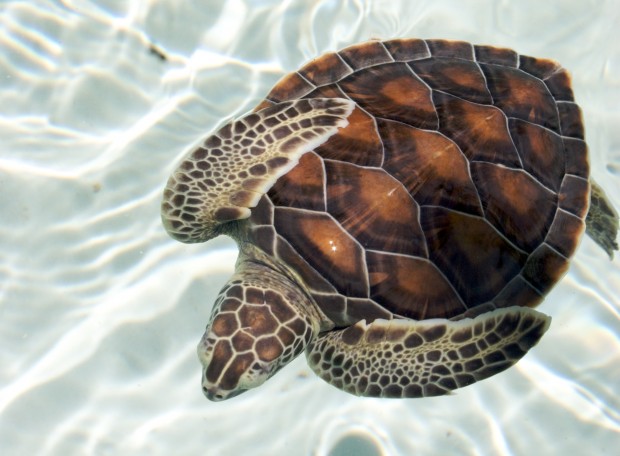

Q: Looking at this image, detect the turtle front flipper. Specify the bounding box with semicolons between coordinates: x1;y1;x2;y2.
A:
305;307;551;398
586;180;619;259
161;98;354;243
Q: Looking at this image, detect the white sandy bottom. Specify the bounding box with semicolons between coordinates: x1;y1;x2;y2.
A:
0;0;619;455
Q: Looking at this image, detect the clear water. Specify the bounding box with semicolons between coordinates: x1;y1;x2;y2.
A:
1;0;619;455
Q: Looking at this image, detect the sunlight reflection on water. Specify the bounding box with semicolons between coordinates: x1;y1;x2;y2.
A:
0;1;619;455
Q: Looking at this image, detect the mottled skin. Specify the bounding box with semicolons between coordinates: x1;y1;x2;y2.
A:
162;39;618;401
197;259;321;400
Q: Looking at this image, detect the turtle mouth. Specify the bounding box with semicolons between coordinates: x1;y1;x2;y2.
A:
202;384;245;402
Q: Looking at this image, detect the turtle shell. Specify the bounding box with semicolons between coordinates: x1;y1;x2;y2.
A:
245;39;590;327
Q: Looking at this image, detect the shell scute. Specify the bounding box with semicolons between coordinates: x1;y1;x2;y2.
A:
471;162;557;252
343;297;393;324
508;119;565;192
383;38;430;62
268;151;325;211
338;62;438;129
273;231;336;295
299;52;353;86
518;55;561;80
474;44;518;67
521;244;570;295
544;70;575;102
338;41;393;70
325;159;425;257
545;210;586;258
307;99;384;166
427;39;474;60
267;72;314;102
557;102;585;139
366;250;465;319
563;137;589;178
558;175;590;218
421;207;528;307
273;207;369;298
493;276;543;310
434;91;522;168
379;118;483;217
481;63;560;132
409;57;492;104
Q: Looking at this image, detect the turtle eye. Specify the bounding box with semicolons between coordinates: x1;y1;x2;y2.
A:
197;335;216;365
253;361;271;375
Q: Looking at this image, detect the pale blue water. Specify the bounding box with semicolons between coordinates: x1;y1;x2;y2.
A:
1;1;619;455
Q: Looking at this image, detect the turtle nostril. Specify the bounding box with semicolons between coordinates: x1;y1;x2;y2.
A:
203;385;225;401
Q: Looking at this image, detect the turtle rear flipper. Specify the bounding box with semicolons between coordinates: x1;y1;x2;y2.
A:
305;307;551;398
586;180;619;259
161;98;354;243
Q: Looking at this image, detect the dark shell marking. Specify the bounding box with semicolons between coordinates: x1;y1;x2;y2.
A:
251;39;589;325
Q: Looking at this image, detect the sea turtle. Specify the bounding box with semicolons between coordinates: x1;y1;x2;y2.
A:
161;39;619;401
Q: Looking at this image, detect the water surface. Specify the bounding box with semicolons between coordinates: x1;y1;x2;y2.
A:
1;1;619;455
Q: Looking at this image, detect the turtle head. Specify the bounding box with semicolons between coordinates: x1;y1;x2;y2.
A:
198;261;320;401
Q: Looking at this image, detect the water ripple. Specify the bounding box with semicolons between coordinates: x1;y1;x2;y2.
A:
0;0;618;455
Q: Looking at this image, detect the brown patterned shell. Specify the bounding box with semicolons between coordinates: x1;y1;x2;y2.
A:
246;39;590;327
